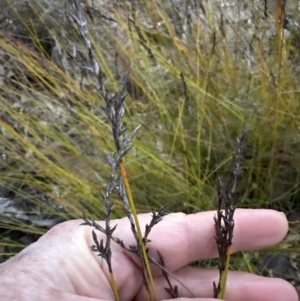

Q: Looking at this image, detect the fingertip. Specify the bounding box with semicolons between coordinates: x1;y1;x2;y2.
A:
273;278;299;301
233;209;289;251
261;277;298;301
269;209;289;238
227;273;299;301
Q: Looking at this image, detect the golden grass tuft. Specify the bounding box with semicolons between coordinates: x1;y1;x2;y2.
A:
0;1;299;288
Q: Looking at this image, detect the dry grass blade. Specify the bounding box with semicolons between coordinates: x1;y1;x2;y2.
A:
0;0;300;296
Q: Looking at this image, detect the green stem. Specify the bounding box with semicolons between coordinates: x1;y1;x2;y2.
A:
110;272;120;301
218;246;231;299
120;162;158;301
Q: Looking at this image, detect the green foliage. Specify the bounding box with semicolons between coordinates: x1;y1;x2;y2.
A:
0;0;299;282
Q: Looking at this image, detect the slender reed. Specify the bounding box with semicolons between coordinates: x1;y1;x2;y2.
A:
66;1;167;300
213;133;245;299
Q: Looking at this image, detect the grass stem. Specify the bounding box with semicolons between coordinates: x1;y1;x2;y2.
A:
218;245;231;299
120;161;158;301
110;272;120;301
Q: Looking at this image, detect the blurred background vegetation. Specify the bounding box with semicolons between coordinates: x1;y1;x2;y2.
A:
0;0;300;297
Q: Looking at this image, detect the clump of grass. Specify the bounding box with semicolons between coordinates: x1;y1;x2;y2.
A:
0;0;299;294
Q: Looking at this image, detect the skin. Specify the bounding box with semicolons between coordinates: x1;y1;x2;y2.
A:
0;209;298;301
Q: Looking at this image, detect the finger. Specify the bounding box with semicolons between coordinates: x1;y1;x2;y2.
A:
135;266;298;301
1;287;105;301
6;220;140;301
161;299;219;301
111;209;288;272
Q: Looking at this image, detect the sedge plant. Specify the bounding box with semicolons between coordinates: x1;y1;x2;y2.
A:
0;0;300;297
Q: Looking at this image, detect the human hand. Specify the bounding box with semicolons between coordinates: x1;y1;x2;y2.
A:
0;209;297;301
